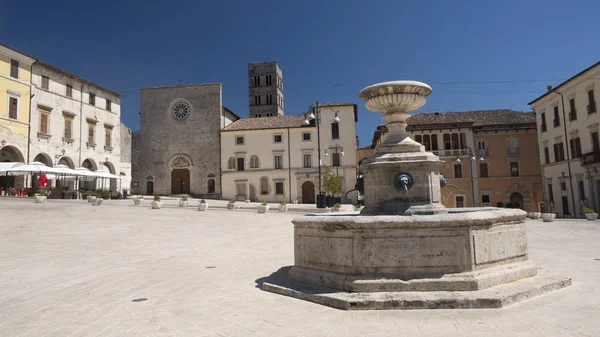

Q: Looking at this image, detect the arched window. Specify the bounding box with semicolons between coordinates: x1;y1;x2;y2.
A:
253;75;260;87
228;157;236;169
250;155;260;168
266;94;273;104
260;177;269;195
207;179;215;194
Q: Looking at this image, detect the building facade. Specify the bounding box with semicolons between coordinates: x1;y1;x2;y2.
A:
367;110;543;211
131;83;239;197
0;44;35;169
248;62;283;118
221;102;358;203
28;61;124;192
529;61;600;218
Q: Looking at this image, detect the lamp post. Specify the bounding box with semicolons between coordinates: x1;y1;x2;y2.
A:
325;144;344;177
304;101;340;208
455;148;485;207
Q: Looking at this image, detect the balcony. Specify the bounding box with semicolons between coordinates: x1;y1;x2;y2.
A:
587;102;597;114
432;149;470;157
581;150;600;166
477;148;488;157
553;119;560;128
569;111;577;121
507;147;520;157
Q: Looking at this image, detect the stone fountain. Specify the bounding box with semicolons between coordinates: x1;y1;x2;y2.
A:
262;81;571;310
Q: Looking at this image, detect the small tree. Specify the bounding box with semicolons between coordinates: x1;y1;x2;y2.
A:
322;166;343;196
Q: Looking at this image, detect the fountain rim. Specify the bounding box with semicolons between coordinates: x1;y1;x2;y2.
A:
359;80;432;101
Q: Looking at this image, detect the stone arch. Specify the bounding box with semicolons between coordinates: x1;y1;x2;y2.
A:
58;156;75;169
102;161;117;192
0;145;25;162
33;153;52;166
260;176;270;195
227;157;236;169
504;184;531;210
103;161;116;174
169;153;193;168
82;158;97;171
207;178;215;194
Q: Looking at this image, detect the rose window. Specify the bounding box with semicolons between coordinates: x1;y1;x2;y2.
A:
169;99;192;121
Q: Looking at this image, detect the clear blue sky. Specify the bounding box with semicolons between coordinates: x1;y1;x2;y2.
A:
2;0;599;147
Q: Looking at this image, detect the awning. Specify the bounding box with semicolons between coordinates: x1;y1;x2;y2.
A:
0;162;25;174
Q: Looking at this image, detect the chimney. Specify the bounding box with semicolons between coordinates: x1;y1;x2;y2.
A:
547;85;553;92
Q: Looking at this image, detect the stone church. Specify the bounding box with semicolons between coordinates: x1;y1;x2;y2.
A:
131;61;283;197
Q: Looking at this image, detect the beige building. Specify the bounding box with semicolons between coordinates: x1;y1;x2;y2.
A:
366;110;543;211
221;102;358;204
529;61;600;218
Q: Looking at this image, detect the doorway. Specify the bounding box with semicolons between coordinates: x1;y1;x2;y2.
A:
302;181;315;204
171;169;190;194
146;181;154;195
509;192;524;209
249;184;258;202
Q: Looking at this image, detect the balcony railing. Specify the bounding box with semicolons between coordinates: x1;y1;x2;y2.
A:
553;119;560;127
588;102;597;114
477;148;488;156
581;150;600;166
507;147;520;156
432;149;470;157
569;111;577;121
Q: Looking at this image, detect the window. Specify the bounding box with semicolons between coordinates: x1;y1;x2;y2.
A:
274;155;283;169
332;152;341;167
106;99;112;111
540;112;547;132
302;132;311;141
544;146;550;164
547;184;554;202
431;134;438;151
275;182;284;195
331;122;340;139
303;154;312;168
39;111;49;134
66;84;73;98
250;155;260;168
88;124;95;144
254;95;261;105
236;182;246;197
454;163;462;178
510;162;519;177
507;137;519;156
64;118;73;139
561;182;567;191
592;131;600;153
274;134;282;143
553;142;565;162
455;195;465;208
451;133;459;150
266;75;272;86
578;180;585;201
477;140;487;156
89;93;96;105
421;134;431;151
253;75;260;87
260;177;269;195
207;179;215;194
103;128;111;147
10;59;19;79
569;98;577;121
479;162;489;178
8;96;18;119
569;137;582;158
415;134;422;144
227;157;236;169
237;157;245;171
481;194;491;204
41;75;49;90
553;106;560;127
266;94;272;105
235;136;244;145
588;89;597;114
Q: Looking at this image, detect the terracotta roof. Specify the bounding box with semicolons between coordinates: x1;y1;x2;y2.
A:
406;110;536;131
222;115;307;131
318;101;355;107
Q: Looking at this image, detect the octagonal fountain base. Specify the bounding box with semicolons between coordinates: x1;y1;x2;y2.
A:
261;208;571;310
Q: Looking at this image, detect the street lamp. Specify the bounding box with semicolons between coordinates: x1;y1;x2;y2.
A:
455;149;486;207
325;144;344;176
304;101;340;208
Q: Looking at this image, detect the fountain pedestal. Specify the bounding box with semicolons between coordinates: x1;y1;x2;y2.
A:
261;80;571;310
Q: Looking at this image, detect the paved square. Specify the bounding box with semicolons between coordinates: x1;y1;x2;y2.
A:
0;197;599;336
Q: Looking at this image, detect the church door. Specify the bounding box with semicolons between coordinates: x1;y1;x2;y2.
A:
302;181;316;204
171;169;190;194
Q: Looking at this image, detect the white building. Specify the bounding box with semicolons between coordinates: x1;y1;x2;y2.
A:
529;61;600;218
220;102;358;204
29;61;125;193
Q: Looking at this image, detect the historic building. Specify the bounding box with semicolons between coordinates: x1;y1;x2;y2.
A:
248;62;283;118
131;83;239;197
29;61;124;192
0;43;35;169
529;61;600;218
221;102;358;204
120;121;132;195
367;110;543;211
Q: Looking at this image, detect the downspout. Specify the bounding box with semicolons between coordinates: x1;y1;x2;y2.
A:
287;127;291;203
219;107;223;199
554;90;577;217
27;61;36;164
79;84;84;166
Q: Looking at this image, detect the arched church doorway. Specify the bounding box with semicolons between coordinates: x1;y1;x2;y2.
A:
302;181;315;204
510;192;524;209
146;181;154;195
171;169;189;194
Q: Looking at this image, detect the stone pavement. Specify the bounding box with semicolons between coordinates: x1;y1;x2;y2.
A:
0;197;598;337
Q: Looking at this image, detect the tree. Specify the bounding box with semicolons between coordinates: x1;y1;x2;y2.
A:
322;166;343;196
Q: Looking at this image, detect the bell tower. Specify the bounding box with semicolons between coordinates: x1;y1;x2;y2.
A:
248;62;284;118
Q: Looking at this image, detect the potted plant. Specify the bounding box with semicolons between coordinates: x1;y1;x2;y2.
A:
496;201;504;208
34;189;48;203
332;203;341;212
583;206;598;221
85;191;96;202
528;211;541;219
101;190;111;200
541;213;556;222
257;201;269;214
92;195;103;206
227;198;236;210
278;200;287;212
151;195;162;209
353;204;362;212
179;195;188;207
198;199;208;211
133;196;144;206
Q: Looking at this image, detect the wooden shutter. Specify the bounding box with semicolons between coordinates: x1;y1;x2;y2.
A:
9;97;18;119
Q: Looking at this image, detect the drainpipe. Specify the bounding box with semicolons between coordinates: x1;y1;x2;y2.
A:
554;90;577;217
27;61;36;164
79;84;84;166
287;127;292;203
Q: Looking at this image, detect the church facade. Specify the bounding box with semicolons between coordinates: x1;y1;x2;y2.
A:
131;83;239;197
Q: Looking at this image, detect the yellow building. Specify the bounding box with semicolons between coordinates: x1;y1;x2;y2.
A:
0;43;35;164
